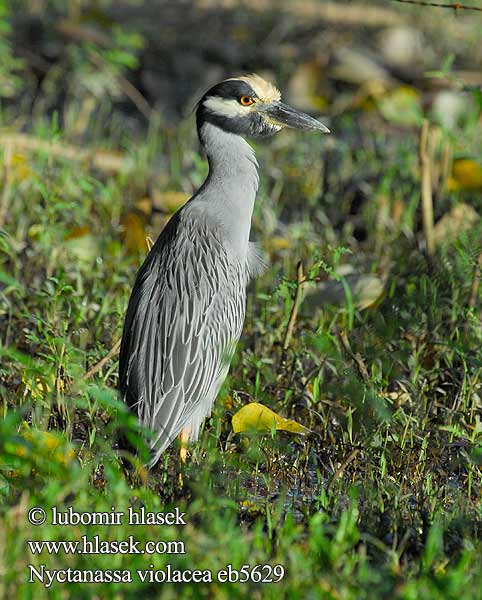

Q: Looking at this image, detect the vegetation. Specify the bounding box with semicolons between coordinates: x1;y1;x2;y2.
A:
0;1;481;598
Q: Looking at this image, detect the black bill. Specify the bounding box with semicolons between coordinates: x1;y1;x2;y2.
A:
261;101;330;133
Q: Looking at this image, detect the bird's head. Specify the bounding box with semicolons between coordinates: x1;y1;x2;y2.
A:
196;74;330;138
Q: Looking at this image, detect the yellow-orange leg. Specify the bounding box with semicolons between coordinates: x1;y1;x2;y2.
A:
179;426;191;463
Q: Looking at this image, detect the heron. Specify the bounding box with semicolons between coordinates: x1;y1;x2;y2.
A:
119;74;329;467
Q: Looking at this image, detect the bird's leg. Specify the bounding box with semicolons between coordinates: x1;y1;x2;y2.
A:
179;426;191;463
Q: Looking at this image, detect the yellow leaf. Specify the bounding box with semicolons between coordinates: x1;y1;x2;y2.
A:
151;190;190;213
223;395;234;410
44;432;62;451
266;236;291;251
13;444;27;457
65;225;91;240
11;153;31;182
232;402;309;435
239;500;263;516
447;159;482;191
120;212;148;254
134;197;152;215
13;428;76;466
378;85;422;126
22;374;51;400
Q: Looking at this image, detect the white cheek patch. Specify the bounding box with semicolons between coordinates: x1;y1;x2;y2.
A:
203;96;250;118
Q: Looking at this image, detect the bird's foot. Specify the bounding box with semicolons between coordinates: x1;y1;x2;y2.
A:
179;426;191;464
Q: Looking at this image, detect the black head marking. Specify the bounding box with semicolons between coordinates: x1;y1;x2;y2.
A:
196;78;280;138
202;80;258;102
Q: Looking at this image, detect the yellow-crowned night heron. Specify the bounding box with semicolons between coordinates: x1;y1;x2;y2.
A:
119;74;329;467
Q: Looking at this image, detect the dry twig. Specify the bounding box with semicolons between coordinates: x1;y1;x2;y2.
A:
440;139;452;192
198;0;405;26
391;0;482;11
281;261;306;361
468;254;482;311
327;448;360;492
83;339;122;381
419;120;436;258
87;52;153;121
0;142;13;227
55;19;111;47
0;133;130;173
338;330;370;383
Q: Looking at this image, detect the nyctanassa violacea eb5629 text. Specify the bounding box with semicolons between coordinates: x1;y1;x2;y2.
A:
119;74;329;467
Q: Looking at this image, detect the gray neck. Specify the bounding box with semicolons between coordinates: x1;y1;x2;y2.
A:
197;121;259;257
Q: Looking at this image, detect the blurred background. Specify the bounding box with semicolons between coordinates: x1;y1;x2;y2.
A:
1;0;481;264
2;0;481;282
1;1;482;598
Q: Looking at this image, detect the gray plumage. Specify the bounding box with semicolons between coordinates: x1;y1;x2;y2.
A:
119;74;329;467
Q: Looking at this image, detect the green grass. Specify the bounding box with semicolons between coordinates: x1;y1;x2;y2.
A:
1;2;482;598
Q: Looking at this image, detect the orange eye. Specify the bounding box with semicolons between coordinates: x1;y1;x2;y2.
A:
239;95;255;106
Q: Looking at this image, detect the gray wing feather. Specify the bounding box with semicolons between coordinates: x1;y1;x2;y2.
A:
119;209;246;465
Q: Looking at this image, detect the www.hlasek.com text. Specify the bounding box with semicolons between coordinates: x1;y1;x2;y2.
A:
28;536;185;555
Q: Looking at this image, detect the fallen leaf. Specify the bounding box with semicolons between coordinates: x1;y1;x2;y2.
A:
332;46;392;86
134;197;152;215
151;190;190;213
447;159;482;192
64;226;100;263
65;225;91;240
223;395;234;410
355;275;386;310
120;212;148;253
433;202;479;244
378;85;422;126
11;153;31;182
239;500;263;516
232;402;309;435
265;236;291;252
287;60;329;111
22;374;52;400
303;269;386;311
